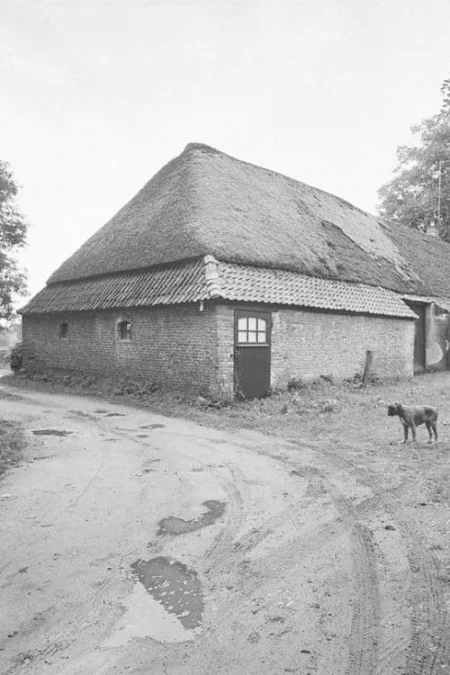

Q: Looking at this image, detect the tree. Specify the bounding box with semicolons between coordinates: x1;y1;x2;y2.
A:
378;79;450;241
0;161;27;318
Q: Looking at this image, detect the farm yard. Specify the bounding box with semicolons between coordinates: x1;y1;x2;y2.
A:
0;370;450;674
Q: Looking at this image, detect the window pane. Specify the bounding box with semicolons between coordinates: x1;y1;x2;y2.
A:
248;331;257;343
238;331;248;343
257;318;266;331
238;318;247;330
248;317;257;331
257;331;266;343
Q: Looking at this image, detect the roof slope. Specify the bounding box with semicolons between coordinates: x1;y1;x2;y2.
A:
46;143;450;296
21;256;416;319
381;220;450;298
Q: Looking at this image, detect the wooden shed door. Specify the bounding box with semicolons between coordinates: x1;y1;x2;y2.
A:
408;303;426;374
234;310;271;398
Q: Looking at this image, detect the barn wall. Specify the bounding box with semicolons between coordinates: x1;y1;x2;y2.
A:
215;305;235;395
22;303;415;398
212;304;415;392
270;308;414;385
21;305;222;396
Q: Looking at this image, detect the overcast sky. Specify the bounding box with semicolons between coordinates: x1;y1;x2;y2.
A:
2;0;449;303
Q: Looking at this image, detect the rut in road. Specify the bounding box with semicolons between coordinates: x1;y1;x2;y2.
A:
303;441;450;675
195;451;383;675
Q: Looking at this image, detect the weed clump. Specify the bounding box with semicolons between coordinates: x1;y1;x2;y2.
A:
0;420;25;477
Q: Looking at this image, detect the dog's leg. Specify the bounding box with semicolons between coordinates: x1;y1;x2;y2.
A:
410;423;417;443
425;421;433;443
431;421;438;443
401;422;409;443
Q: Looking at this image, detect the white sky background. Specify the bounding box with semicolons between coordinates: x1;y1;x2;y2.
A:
2;0;449;303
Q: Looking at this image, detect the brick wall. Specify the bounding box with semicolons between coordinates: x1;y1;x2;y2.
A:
212;304;414;390
270;308;414;385
22;303;415;397
22;304;221;396
215;305;235;394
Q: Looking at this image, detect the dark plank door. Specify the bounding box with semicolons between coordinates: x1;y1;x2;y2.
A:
234;310;271;398
408;303;426;374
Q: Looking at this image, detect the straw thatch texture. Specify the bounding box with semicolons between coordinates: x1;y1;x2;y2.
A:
381;219;450;297
21;257;416;319
46;143;445;295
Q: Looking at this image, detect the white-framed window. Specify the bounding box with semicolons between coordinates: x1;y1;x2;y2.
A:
237;316;267;344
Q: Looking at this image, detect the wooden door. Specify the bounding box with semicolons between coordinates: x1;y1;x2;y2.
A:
234;310;271;398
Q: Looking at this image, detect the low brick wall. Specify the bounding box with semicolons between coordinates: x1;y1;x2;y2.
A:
270;308;415;385
22;304;221;396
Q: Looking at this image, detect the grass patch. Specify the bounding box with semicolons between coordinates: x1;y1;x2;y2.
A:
0;420;26;478
5;367;450;446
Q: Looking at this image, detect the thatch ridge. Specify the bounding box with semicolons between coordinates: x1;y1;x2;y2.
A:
185;143;371;218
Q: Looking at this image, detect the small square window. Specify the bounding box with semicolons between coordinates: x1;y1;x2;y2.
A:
118;321;132;340
58;322;69;338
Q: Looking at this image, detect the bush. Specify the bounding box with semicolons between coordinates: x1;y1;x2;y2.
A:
0;420;25;476
10;343;23;373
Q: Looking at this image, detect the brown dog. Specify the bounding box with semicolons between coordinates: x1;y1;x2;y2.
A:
387;403;438;443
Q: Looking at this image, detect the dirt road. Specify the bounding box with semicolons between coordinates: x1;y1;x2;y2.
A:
0;382;449;674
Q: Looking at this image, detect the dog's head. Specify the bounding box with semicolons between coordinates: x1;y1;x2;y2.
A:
387;403;401;417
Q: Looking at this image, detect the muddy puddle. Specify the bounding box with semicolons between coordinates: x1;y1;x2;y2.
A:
68;410;92;419
158;500;226;536
105;557;203;646
131;557;203;629
32;429;73;437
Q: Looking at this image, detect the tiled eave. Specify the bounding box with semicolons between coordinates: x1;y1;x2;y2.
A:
401;293;450;313
20;256;417;319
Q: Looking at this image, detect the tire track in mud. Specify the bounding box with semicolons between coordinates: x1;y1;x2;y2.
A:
301;443;450;675
202;465;382;674
231;448;382;675
345;522;379;675
65;411;251;576
379;498;448;675
56;408;449;673
301;467;381;675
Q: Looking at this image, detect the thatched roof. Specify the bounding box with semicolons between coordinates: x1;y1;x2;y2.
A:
21;256;416;319
45;143;450;297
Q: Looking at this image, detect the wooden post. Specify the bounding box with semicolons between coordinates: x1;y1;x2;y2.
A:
362;350;373;386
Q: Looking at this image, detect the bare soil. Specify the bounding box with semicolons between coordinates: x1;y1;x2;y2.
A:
1;371;450;674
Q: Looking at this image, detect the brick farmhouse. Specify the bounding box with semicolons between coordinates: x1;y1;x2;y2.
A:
20;144;450;398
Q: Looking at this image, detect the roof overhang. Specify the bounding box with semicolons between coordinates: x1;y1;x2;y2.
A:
20;256;417;320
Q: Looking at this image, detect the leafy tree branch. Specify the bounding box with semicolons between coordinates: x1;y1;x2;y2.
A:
378;79;450;240
0;161;28;318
